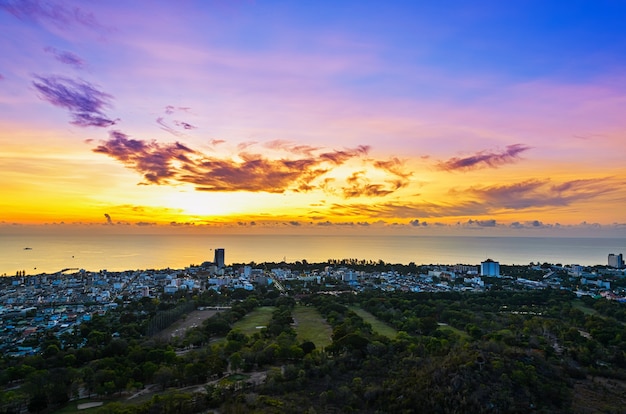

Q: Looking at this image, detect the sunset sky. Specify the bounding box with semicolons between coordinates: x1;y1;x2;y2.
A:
1;0;626;236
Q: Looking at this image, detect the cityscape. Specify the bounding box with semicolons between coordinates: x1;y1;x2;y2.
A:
2;0;626;412
2;249;625;357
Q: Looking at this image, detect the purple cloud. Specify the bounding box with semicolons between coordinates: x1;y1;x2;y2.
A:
1;0;104;31
438;144;531;171
174;121;196;130
93;133;401;197
157;106;197;137
44;47;85;69
32;75;116;127
164;105;190;115
93;131;194;183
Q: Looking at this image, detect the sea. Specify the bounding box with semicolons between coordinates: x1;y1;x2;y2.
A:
1;234;625;276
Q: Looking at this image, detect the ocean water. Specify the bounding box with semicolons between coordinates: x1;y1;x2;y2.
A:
0;234;624;276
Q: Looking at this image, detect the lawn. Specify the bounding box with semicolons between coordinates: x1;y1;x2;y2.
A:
437;323;470;339
573;300;598;316
231;306;276;336
349;306;398;339
293;304;333;349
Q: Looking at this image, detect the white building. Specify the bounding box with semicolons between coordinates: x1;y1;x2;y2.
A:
608;253;624;269
481;259;500;277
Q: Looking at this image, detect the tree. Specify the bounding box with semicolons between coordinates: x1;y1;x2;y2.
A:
229;352;243;372
154;366;175;391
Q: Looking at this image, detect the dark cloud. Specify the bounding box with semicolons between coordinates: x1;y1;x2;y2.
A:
1;0;105;31
510;220;551;229
409;219;428;227
342;171;394;198
104;213;112;224
93;131;195;184
44;47;84;69
438;144;531;171
32;75;116;127
466;219;497;227
94;132;393;196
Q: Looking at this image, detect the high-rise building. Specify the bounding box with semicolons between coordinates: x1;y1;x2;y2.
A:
214;248;225;268
481;259;500;277
608;253;624;269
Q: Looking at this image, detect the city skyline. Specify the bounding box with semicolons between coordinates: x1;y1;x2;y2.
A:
2;1;626;236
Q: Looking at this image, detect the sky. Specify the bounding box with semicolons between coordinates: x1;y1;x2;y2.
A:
1;0;626;236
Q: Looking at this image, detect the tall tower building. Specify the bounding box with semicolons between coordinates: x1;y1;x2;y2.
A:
608;253;624;269
214;248;225;268
481;259;500;277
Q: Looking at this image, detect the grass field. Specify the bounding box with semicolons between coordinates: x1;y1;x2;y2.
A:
437;323;470;338
573;300;598;316
293;304;333;349
231;306;276;336
349;306;398;339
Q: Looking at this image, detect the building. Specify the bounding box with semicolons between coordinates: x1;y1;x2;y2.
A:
214;248;225;268
481;259;500;277
608;253;624;269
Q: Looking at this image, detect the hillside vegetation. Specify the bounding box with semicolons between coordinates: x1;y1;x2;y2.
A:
1;287;626;413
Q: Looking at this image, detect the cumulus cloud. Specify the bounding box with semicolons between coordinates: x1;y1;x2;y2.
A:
32;75;116;127
510;220;551;229
44;47;84;69
466;219;497;227
104;213;112;224
93;132;402;196
438;144;530;171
